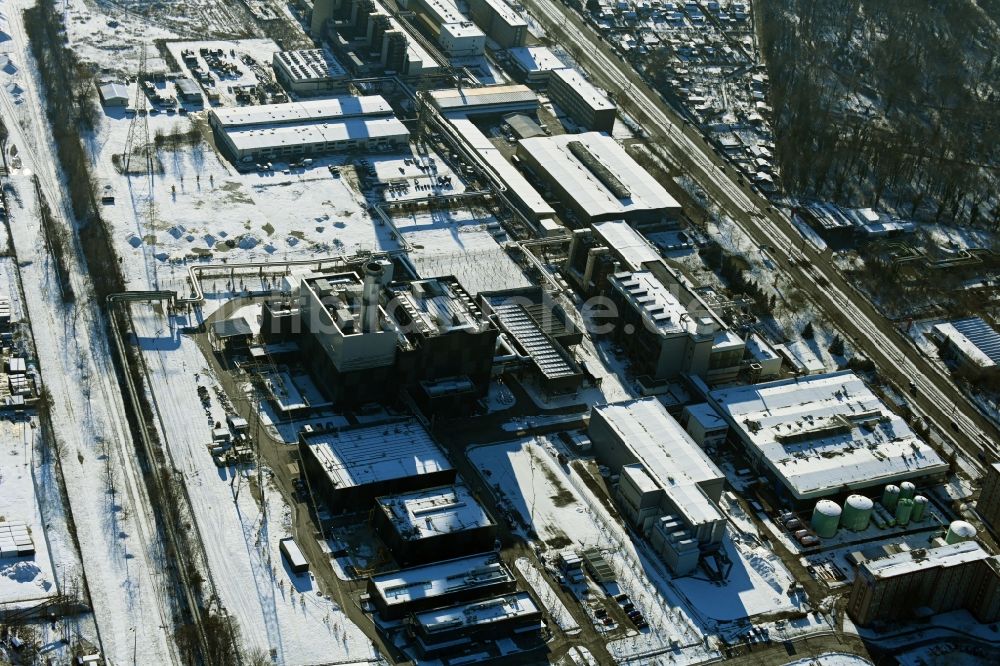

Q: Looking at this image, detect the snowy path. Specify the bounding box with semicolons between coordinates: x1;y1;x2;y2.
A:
130;304;381;665
1;1;177;661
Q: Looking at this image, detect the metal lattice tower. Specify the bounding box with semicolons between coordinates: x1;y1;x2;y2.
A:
121;44;152;182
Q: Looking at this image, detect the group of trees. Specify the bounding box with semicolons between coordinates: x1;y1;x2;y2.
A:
758;0;1000;228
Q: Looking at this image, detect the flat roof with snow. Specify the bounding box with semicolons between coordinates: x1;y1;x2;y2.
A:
608;271;699;336
933;317;1000;369
414;592;540;633
593;398;725;527
370;553;513;607
223;117;409;153
376;484;493;541
209;96;394;128
860;541;992;580
591;220;660;271
507;46;565;73
708;371;948;500
483;0;528;27
430;85;538;113
517;132;681;222
300;420;452;490
273;49;348;82
550;68;616;112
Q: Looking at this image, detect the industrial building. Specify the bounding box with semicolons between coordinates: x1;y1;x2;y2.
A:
96;80;129;106
977;462;1000;531
931;317;1000;376
546;68;617;133
516;133;682;225
373;483;497;565
299;419;455;510
707;371;949;502
847;541;1000;626
174;77;202;104
481;291;584;394
272;49;349;94
681;402;728;448
468;0;528;48
368;552;516;619
208;96;409;163
428;84;539;117
589;399;727;574
507;46;566;85
408;592;543;658
401;0;486;58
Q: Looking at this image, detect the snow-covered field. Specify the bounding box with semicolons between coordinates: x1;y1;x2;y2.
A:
129;302;381;664
0;420;58;606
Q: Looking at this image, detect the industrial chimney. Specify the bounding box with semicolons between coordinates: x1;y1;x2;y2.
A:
361;261;384;333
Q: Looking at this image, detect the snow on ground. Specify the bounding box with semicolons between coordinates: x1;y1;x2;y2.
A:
398;208;532;295
0;420;57;606
513;556;580;634
467;437;718;664
785;653;873;666
129;303;379;665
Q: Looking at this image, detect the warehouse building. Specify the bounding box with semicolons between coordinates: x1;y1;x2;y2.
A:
507;45;566;85
547;68;617;133
402;0;486;58
208;95;408;163
96;80;129;107
931;317;1000;376
848;541;1000;626
468;0;528;48
272;49;349;94
708;371;949;503
373;483;496;565
408;592;543;658
516;133;682;225
368;552;516;619
429;84;539;117
589;399;727;574
299;419;455;510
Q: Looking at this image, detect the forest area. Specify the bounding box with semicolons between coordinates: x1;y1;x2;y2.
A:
757;0;1000;229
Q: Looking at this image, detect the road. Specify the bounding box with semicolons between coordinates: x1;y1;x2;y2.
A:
519;0;999;471
0;1;178;662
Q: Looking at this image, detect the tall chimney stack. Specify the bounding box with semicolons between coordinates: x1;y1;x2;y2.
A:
361;261;384;333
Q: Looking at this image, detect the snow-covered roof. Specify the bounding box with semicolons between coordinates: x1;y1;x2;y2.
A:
273;49;347;82
933;317;1000;369
507;46;565;73
860;541;991;580
607;271;701;336
446;117;554;219
223;117;409;153
441;21;484;39
209;95;394;128
550;68;616;112
376;484;493;541
369;553;513;607
429;85;538;112
593;398;725;527
745;333;780;361
591;220;660;271
517;132;681;221
300;420;452;490
684;402;727;432
708;371;948;500
482;0;528;27
414;592;539;633
97;81;129;102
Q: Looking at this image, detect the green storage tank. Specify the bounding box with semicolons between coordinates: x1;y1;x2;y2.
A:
841;494;874;531
899;481;916;500
895;498;914;526
810;499;842;538
945;520;977;544
911;495;928;522
881;484;900;511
